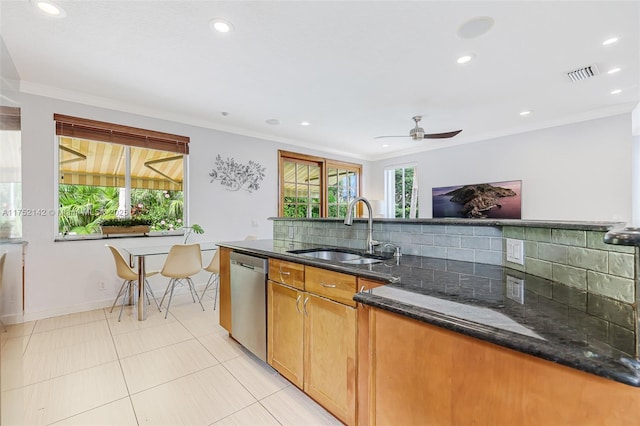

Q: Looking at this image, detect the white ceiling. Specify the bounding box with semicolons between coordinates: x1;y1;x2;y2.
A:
1;1;638;161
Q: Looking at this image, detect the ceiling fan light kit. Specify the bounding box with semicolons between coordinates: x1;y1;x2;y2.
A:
375;116;462;141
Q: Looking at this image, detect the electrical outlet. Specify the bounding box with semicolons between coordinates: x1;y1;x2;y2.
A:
506;275;525;304
98;282;106;291
506;238;524;265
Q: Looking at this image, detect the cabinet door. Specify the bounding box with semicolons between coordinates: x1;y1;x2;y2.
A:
304;293;357;425
267;280;304;388
218;247;232;332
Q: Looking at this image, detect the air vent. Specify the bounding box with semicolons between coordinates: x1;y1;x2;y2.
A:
566;64;600;82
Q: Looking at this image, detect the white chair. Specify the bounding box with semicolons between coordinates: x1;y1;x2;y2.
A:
106;245;160;321
0;252;6;332
159;243;203;318
198;249;220;309
198;236;257;310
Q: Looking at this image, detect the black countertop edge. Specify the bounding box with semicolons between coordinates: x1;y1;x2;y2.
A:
354;292;640;387
268;217;624;231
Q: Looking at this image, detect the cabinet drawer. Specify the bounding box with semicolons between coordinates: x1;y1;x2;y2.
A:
269;259;305;289
306;266;357;307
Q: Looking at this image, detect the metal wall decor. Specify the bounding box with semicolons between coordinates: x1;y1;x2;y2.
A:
209;154;266;192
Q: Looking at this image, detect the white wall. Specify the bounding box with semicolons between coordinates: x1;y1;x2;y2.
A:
15;93;368;322
369;114;633;222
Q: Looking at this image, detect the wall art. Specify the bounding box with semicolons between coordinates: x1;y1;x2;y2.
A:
209;154;266;192
432;180;522;219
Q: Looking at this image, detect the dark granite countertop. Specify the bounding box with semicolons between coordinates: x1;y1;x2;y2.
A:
218;239;640;387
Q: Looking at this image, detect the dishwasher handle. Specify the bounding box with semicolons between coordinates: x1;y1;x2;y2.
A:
230;252;267;274
237;262;256;270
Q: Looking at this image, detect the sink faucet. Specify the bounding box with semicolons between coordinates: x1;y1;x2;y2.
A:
380;243;402;258
344;196;379;254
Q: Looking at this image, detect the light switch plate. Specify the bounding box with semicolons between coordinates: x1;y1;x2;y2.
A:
506;238;524;265
288;226;294;239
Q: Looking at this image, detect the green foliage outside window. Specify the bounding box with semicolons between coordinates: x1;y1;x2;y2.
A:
58;184;184;235
283;197;320;218
395;167;418;218
59;185;119;234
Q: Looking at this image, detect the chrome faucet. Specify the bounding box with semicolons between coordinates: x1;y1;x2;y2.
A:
344;196;379;254
381;243;402;258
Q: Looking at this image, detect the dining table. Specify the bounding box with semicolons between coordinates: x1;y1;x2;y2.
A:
122;242;218;320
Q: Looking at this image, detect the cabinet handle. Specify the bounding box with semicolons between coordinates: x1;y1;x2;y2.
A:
295;295;302;314
360;285;366;292
303;297;309;316
279;269;291;283
320;281;336;288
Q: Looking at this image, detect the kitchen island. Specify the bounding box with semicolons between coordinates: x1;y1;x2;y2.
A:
218;237;640;425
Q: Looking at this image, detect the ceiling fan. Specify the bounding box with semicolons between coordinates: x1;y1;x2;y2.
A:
375;116;462;141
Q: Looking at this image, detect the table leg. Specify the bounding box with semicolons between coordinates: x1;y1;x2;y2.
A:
138;256;146;321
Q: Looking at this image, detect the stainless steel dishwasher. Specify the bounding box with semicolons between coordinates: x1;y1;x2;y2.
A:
230;252;268;362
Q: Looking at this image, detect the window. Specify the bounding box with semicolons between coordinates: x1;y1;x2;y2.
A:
278;150;362;218
327;163;359;218
385;165;418;218
54;114;189;236
0;107;21;239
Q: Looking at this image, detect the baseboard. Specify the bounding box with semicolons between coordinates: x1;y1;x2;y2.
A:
11;281;211;324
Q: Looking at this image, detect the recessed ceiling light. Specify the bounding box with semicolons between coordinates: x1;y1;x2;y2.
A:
382;144;389;148
607;67;621;74
457;16;494;39
602;37;619;46
30;0;66;17
265;119;280;125
519;110;532;116
209;18;234;33
456;54;475;64
221;111;229;116
299;121;311;126
610;89;622;95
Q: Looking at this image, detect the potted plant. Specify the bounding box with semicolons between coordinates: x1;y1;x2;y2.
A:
182;224;204;243
100;217;152;236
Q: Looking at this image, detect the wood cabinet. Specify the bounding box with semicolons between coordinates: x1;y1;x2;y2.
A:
304;292;356;425
267;280;304;387
218;247;232;333
267;262;382;425
362;306;640;426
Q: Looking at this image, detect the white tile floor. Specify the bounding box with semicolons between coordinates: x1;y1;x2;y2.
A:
0;290;341;425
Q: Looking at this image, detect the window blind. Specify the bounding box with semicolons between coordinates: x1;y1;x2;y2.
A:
0;106;21;131
54;113;189;154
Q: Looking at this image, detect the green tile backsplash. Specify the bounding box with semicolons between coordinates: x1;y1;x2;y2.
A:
503;226;637;306
275;221;637;307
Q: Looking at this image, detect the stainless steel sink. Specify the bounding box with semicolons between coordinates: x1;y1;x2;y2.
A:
288;248;384;265
297;250;362;261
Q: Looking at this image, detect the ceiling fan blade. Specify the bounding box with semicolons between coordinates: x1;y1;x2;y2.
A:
373;135;411;139
423;129;463;139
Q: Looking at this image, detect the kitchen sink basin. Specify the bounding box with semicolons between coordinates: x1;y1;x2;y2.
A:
288;248;385;264
340;257;383;265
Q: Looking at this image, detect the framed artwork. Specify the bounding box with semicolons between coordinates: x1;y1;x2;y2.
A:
432;180;522;219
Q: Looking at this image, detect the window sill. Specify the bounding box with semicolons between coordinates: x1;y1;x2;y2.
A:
54;230;185;242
